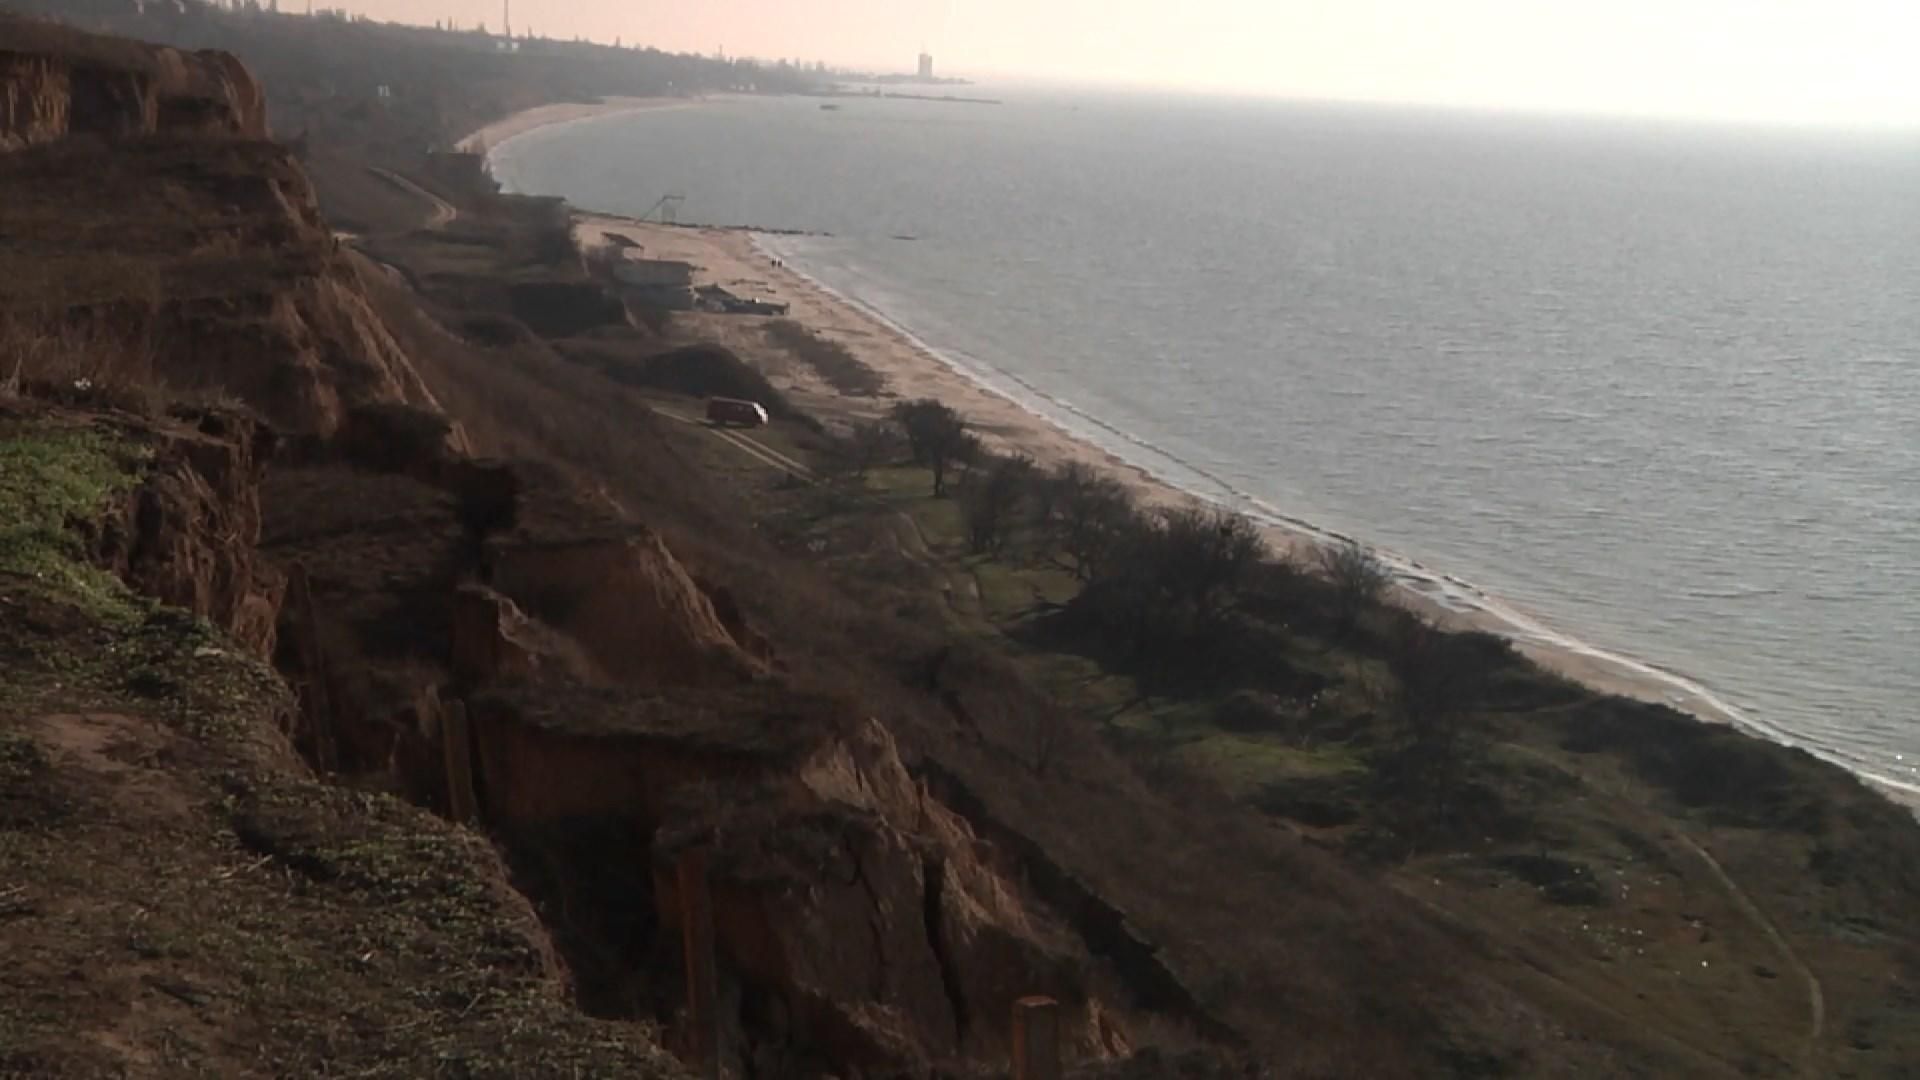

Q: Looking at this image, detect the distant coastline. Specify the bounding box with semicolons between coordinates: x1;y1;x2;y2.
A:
456;94;725;155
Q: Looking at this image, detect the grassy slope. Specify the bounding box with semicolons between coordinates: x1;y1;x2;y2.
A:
764;449;1920;1077
0;411;685;1078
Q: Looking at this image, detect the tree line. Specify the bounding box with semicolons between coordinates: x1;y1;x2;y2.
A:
856;398;1516;847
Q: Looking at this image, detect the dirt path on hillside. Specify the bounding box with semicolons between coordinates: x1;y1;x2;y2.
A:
1674;832;1827;1073
650;405;818;482
1507;743;1827;1072
366;167;456;229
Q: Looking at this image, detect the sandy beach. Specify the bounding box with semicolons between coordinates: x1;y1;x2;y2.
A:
456;95;724;154
472;99;1916;811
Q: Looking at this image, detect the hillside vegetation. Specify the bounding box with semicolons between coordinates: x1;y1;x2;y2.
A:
3;8;1918;1079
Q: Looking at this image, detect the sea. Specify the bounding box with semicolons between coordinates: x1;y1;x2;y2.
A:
488;88;1920;799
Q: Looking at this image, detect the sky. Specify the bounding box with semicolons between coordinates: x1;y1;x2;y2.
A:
348;0;1920;126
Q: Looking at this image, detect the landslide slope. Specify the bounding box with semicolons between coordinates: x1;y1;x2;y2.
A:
0;12;448;439
0;401;684;1078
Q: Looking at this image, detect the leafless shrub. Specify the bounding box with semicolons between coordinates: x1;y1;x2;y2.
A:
959;452;1038;555
1042;462;1138;582
891;398;974;496
1316;538;1390;633
820;420;900;483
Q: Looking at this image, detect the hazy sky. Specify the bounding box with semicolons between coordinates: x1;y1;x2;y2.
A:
355;1;1920;125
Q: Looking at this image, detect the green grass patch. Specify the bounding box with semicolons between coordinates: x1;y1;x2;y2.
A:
0;423;145;620
1021;651;1143;719
969;559;1036;623
1174;732;1366;798
905;496;965;550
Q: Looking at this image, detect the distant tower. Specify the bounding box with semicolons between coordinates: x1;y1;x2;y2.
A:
917;51;933;80
502;0;511;39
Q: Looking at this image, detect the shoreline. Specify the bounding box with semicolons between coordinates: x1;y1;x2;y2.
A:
592;215;1920;814
460;105;1918;813
456;94;729;155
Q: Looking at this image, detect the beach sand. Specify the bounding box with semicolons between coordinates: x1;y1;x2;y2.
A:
470;98;1917;811
457;96;721;154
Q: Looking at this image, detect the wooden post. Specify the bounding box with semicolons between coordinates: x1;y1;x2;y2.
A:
441;699;478;825
678;847;720;1080
285;563;336;772
1012;995;1061;1080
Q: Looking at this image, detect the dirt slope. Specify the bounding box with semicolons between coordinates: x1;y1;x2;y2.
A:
1;13;449;440
0;401;686;1077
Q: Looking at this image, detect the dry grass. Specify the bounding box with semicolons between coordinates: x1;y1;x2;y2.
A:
0;309;165;415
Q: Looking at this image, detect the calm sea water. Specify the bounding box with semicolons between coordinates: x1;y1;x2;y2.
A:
490;91;1920;796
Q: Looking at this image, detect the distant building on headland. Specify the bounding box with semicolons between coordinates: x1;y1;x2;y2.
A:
917;52;934;80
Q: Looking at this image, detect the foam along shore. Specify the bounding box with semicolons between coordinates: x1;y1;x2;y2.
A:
456;95;722;154
567;212;1920;814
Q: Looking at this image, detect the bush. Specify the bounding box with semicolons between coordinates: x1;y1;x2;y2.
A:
1554;698;1812;828
1213;690;1287;734
1154;506;1263;630
507;281;627;339
1255;777;1364;828
891;398;975;496
959;452;1039;555
1041;463;1140;582
1317;539;1391;634
1485;853;1608;907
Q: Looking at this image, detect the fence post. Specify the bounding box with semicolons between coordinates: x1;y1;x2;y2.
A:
440;699;478;825
678;847;720;1080
1012;995;1061;1080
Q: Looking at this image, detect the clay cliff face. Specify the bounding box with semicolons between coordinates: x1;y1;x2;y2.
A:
455;673;1129;1071
1;400;287;658
486;531;766;689
102;407;286;655
1;17;449;440
0;24;267;151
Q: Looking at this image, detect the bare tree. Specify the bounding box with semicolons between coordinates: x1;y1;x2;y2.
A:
960;452;1038;555
1155;506;1264;630
1374;615;1490;838
834;420;899;481
1386;617;1484;733
1317;538;1390;633
1065;504;1261;669
891;398;972;496
1044;463;1138;582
